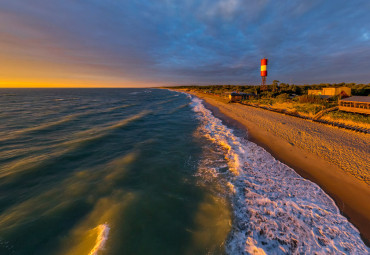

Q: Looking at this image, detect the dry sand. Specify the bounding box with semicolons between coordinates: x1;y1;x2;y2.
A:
179;90;370;245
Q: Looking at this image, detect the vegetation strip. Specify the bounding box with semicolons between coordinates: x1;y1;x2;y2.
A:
238;101;370;134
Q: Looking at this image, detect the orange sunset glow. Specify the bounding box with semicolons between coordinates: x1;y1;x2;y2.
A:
1;1;369;254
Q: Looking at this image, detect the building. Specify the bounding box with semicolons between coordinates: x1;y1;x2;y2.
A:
228;92;254;102
228;92;243;102
308;87;351;98
322;87;351;97
307;90;322;95
339;96;370;114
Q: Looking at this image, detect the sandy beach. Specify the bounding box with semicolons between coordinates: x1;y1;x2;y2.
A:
177;89;370;245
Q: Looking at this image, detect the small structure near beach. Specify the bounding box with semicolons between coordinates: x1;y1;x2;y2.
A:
228;92;253;102
308;87;351;98
339;96;370;114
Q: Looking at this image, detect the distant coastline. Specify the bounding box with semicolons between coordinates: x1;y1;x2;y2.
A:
170;88;370;246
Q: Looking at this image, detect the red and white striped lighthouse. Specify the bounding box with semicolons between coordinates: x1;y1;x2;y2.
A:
261;58;268;90
261;58;268;77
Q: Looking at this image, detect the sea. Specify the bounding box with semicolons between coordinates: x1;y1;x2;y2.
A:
0;88;368;255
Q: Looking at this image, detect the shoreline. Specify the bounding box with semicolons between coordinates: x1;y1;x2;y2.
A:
174;89;370;246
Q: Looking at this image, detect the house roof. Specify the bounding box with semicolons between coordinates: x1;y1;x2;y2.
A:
319;95;332;99
323;86;350;89
230;92;249;96
340;96;370;103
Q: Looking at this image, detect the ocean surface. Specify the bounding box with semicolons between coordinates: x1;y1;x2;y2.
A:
0;88;368;255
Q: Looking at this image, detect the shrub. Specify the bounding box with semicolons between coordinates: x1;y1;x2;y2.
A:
276;93;290;102
327;111;370;124
294;104;322;115
298;95;325;104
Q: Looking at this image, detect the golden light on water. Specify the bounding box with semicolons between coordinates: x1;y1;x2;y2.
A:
60;192;136;255
88;224;110;255
187;194;232;254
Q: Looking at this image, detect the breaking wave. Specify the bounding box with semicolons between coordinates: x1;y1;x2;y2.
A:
189;96;369;254
89;224;110;255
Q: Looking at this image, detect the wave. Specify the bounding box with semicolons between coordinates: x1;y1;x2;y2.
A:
51;110;150;152
89;224;110;255
0;111;149;181
154;98;177;106
0;104;137;143
106;104;134;112
0;109;102;142
111;110;149;127
167;103;190;115
0;152;57;180
0;114;79;142
189;95;369;254
55;191;136;255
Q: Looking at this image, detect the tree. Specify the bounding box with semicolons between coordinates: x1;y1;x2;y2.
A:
279;83;289;92
272;80;280;93
289;84;298;94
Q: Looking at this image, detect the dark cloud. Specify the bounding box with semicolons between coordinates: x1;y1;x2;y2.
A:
1;0;370;86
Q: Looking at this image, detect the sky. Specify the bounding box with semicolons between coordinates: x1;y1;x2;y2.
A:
1;0;370;87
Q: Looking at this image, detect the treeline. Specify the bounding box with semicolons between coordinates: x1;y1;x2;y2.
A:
170;82;370;96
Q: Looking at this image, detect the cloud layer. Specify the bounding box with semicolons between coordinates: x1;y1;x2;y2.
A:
1;0;370;86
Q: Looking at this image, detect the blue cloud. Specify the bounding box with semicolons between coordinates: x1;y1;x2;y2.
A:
1;0;370;85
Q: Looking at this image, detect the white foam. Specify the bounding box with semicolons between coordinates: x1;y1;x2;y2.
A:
189;95;369;254
89;223;110;255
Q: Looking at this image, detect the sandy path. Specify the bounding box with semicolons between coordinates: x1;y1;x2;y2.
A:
180;90;370;245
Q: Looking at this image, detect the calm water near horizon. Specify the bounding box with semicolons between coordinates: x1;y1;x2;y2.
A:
0;88;368;254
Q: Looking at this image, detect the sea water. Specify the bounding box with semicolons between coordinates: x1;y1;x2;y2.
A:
0;89;367;254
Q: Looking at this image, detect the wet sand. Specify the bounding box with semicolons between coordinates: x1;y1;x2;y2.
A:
177;90;370;246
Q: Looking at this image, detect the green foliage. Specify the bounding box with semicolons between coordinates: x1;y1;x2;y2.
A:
261;91;275;98
168;83;370;124
170;82;370;97
294;104;323;115
251;98;273;105
298;95;325;104
276;93;290;102
272;80;279;93
171;83;370;122
327;111;370;124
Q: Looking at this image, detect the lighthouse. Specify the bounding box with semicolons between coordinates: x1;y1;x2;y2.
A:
261;58;268;91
